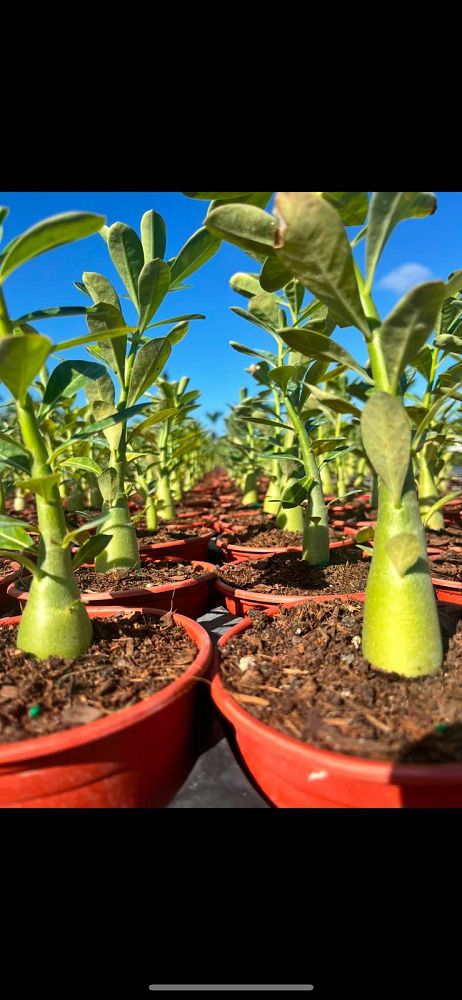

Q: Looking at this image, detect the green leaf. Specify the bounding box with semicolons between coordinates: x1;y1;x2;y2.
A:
72;533;113;571
0;520;33;551
127;338;171;405
206;204;277;257
169;227;220;288
366;192;437;291
107;222;144;307
361;393;411;505
312;437;347;456
42;359;108;410
445;270;462;299
259;255;293;293
21;473;61;502
248;292;281;332
98;467;118;502
129;407;177;437
263;452;304;464
14;306;91;325
285;280;305;317
305;384;361;416
319;192;369;226
61;456;103;478
138;258;171;332
146;312;204;329
413;345;434;382
86;371;115;406
279;327;371;381
434;334;462;353
230;272;263;298
378;281;446;392
230;306;277;335
85;301;127;385
167;321;189;346
267;365;304;392
355;525;375;543
230;342;275;362
385;533;421;576
236;413;293;431
141;210;167;263
280;476;315;509
82;271;121;311
0;212;105;282
92;402;121;449
0;333;51;400
422;491;462;527
274;192;370;337
0;513;35;534
0;433;31;473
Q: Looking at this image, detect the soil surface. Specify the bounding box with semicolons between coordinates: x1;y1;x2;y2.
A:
136;525;211;544
426;524;462;548
218;548;368;596
430;555;462;583
0;560;21;580
0;611;196;743
75;561;212;593
220;600;462;763
219;524;347;548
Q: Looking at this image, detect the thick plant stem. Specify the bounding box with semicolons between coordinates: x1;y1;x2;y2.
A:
242;471;258;506
145;494;158;532
418;450;444;531
320;462;334;496
15;396;93;660
14;488;26;512
95;495;140;571
362;467;442;677
285;399;329;565
158;472;176;520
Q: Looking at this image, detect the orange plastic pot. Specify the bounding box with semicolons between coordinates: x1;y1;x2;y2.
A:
216;536;354;564
138;527;214;561
0;606;213;808
9;557;217;618
212;595;462;807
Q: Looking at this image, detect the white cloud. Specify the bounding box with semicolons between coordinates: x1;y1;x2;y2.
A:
378;262;433;294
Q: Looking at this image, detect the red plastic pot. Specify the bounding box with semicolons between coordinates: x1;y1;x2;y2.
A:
0;606;213;808
9;557;217;618
216;535;354;564
138;527;214;561
0;560;22;614
215;568;363;616
212;594;462;807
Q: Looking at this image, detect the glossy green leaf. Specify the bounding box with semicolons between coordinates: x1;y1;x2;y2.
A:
0;433;31;473
267;365;304;392
92;402;122;449
82;271;121;311
306;384;361;417
236;413;293;431
42;360;108;410
0;212;105;282
259;255;293;293
14;306;91;326
0;333;51;400
366;192;437;291
72;533;112;571
230;272;263;298
319;192;369;226
312;437;347;456
61;456;103;478
209;193;272;212
166;321;189;346
138;258;171;332
279;327;371;381
0;520;33;550
385;533;421;576
129;407;177;438
361;393;411;505
378;281;446;392
355;525;375;543
98;467;118;502
206;204;277;257
127;338;171;405
107;223;144;307
141;210;167;263
413;345;434;382
280;476;315;509
169;227;220;288
21;473;61;502
274;192;370;336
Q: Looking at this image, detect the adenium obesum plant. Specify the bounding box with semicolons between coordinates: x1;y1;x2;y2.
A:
205;191;461;678
76;210;219;571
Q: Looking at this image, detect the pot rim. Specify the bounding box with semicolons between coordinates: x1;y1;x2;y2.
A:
8;557;217;604
217;537;354;557
213;596;462;784
0;606;213;764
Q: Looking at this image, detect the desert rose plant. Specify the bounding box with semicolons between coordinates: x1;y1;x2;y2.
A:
204;191;462;678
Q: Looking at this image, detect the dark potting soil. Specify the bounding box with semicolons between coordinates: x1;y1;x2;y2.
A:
0;560;20;580
136;525;211;544
218;548;368;596
426;524;462;548
0;611;197;743
219;523;347;548
430;555;462;583
220;600;462;763
74;560;211;593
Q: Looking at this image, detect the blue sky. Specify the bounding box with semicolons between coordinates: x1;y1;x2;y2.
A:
1;191;461;432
